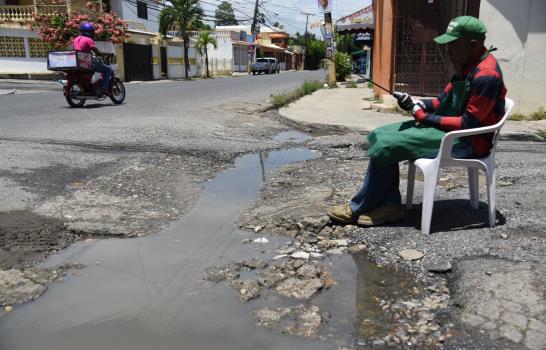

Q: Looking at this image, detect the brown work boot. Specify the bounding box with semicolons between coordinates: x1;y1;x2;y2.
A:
328;203;359;224
357;204;405;226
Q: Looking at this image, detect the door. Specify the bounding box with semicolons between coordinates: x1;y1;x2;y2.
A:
393;0;480;96
123;42;153;81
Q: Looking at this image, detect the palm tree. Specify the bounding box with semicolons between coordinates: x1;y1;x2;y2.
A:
196;32;218;78
159;0;204;79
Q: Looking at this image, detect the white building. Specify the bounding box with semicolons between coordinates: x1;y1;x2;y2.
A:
0;0;164;80
479;0;546;114
189;28;250;75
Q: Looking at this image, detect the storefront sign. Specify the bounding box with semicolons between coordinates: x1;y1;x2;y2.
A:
318;0;332;13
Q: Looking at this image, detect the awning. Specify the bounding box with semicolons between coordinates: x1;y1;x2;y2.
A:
336;23;374;34
336;5;374;34
257;43;286;52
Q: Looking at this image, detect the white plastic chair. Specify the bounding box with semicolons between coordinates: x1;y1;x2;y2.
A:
405;98;514;234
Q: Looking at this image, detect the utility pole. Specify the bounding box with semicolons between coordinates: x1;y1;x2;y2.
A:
248;0;260;74
301;11;313;70
324;11;336;87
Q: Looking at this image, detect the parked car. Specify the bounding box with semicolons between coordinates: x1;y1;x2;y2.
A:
252;57;280;75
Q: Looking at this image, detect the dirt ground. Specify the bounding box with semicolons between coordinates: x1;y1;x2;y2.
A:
1;105;545;349
236;127;546;349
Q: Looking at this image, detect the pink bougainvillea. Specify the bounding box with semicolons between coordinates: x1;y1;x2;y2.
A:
31;0;130;49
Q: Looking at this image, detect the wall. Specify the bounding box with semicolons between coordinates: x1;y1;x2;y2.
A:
151;43;160;79
480;0;546;113
0;28;49;74
372;0;395;97
166;43;183;79
110;0;160;34
165;42;197;78
199;31;234;76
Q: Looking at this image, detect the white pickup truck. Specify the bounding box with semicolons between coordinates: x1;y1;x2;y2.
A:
252;57;280;75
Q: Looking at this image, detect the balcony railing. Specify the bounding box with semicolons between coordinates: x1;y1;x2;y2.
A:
0;5;35;22
0;4;67;23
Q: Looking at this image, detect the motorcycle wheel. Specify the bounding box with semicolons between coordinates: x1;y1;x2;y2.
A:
110;79;126;104
65;83;86;108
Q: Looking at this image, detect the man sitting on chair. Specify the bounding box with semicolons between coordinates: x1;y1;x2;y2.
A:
328;16;507;226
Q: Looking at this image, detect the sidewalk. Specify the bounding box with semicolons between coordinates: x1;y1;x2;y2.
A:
0;79;61;93
279;86;546;140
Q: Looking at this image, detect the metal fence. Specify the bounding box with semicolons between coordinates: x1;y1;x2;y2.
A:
393;0;478;96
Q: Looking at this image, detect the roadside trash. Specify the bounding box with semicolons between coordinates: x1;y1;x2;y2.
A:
254;225;263;233
4;306;13;313
291;251;310;259
253;237;269;244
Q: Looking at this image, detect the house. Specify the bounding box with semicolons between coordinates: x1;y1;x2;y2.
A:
193;26;250;75
371;0;545;113
256;27;296;71
0;0;165;81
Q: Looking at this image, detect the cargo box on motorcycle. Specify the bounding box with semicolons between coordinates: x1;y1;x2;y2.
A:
47;50;93;72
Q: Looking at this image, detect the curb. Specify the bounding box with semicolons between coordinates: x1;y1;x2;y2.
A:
0;81;61;92
277;108;364;135
278;108;545;141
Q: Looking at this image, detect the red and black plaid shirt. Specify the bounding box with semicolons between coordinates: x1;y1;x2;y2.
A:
420;48;507;156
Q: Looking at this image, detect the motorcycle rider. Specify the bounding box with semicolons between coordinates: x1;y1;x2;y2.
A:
73;22;113;95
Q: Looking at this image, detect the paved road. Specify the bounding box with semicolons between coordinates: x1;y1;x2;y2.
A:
0;71;324;212
0;71;323;148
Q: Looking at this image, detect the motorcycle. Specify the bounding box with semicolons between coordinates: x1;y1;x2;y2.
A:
61;55;126;108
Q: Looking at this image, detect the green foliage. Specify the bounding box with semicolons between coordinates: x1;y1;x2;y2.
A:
159;0;204;78
306;39;326;70
196;32;218;78
214;1;237;26
345;81;357;88
334;51;351;82
289;32;325;70
510;107;546;121
537;130;546;139
272;21;284;30
335;33;358;54
271;80;324;108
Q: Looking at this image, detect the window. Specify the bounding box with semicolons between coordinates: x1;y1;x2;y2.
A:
137;1;148;20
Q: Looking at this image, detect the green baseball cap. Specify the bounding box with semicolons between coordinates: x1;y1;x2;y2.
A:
434;16;487;44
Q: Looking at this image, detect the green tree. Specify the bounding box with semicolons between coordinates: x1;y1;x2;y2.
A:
272;21;284;30
196;31;218;78
214;1;238;26
306;39;326;70
335;33;357;54
159;0;204;78
333;51;351;81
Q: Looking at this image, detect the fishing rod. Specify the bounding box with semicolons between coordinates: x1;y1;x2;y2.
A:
325;56;400;98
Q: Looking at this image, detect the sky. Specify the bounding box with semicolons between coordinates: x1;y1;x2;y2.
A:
199;0;372;37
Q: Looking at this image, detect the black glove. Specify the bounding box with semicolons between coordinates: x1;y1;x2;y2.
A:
393;92;414;111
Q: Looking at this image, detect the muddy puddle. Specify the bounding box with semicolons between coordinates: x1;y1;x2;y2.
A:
273;130;311;143
0;144;418;350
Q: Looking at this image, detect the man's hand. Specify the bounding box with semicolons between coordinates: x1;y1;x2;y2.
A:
411;105;426;123
393;92;414;111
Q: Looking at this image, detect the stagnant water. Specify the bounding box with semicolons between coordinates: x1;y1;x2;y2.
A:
0;144;417;350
